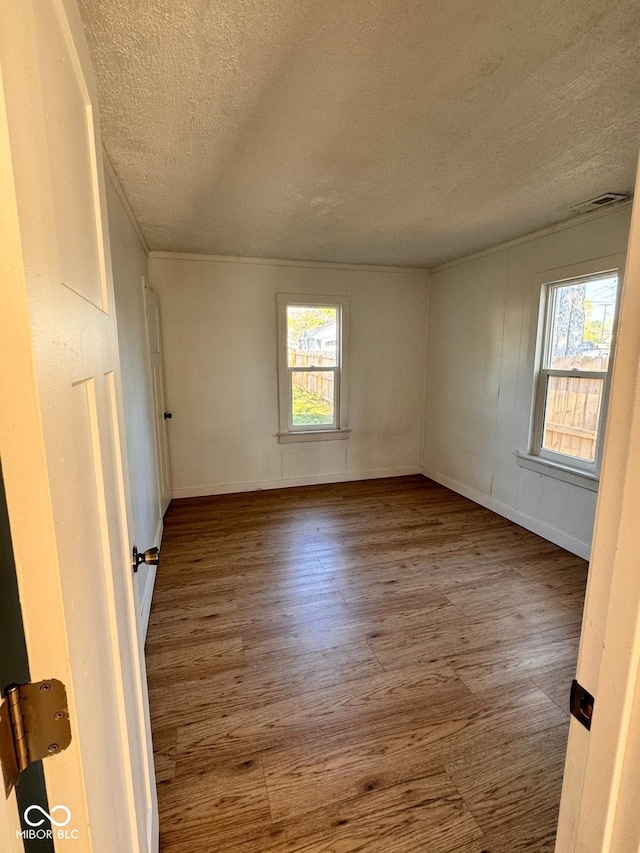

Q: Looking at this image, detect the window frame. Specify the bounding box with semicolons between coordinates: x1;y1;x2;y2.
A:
528;257;624;478
276;293;351;443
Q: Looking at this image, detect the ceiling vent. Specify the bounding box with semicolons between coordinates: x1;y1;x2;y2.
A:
571;193;628;214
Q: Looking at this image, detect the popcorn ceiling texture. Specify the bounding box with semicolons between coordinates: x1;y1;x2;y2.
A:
80;0;640;267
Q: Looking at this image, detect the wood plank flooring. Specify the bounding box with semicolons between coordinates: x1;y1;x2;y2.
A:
146;475;587;852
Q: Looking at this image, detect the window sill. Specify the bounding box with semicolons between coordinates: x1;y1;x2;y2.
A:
515;452;599;492
278;429;351;444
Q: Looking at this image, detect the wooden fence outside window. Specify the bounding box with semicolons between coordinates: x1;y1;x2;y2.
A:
543;355;608;462
289;352;335;403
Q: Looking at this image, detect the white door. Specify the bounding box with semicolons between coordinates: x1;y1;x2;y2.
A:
0;1;157;850
145;287;172;516
556;156;640;852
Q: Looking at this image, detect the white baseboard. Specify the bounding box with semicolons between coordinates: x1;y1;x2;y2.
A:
420;466;591;560
172;466;421;499
140;516;163;640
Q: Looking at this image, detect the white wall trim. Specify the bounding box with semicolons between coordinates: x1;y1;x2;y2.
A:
420;466;591;560
139;566;156;642
148;250;429;276
277;429;352;443
430;200;633;274
103;148;149;256
172;467;421;499
515;452;599;492
140;516;163;640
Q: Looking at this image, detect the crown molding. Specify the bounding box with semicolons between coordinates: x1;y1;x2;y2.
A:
102;149;149;255
148;250;429;276
431;200;634;274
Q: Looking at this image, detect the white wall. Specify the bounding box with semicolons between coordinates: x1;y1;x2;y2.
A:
105;170;161;632
422;204;633;559
149;255;428;497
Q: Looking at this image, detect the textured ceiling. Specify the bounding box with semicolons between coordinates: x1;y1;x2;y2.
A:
79;0;640;267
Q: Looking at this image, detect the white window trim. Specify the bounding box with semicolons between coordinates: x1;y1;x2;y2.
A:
276;293;351;443
514;451;599;491
522;254;625;484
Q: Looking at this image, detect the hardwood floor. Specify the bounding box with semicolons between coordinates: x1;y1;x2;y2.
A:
146;475;587;852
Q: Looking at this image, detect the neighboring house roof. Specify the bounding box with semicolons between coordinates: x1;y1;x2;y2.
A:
300;323;336;344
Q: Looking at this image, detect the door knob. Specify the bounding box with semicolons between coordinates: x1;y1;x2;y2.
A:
132;546;160;573
164;412;172;419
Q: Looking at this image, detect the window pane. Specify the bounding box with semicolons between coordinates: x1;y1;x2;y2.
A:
542;374;604;462
287;306;338;368
291;371;335;426
547;275;618;370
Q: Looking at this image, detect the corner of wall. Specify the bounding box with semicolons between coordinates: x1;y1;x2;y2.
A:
419;270;431;469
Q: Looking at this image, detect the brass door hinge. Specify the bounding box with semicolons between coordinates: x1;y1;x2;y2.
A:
1;680;71;797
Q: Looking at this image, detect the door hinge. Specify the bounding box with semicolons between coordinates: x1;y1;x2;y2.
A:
0;680;72;797
570;678;595;731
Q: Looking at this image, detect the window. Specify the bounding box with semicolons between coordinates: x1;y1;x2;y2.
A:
277;293;350;443
531;268;621;475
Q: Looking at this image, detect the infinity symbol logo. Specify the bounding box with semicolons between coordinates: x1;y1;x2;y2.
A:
24;805;71;827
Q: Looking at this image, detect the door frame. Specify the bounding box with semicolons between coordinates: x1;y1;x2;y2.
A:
143;282;172;520
556;156;640;850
